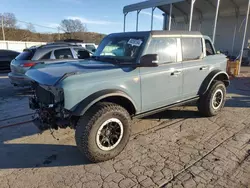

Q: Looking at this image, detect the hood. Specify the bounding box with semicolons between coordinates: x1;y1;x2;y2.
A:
25;60;117;86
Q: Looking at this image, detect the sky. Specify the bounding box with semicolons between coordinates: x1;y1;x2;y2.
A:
0;0;164;34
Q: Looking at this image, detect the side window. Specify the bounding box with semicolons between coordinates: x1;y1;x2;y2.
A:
145;37;177;64
205;39;215;55
182;38;203;61
54;49;73;59
40;52;51;60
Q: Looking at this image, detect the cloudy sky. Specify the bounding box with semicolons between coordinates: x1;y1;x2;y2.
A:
1;0;164;34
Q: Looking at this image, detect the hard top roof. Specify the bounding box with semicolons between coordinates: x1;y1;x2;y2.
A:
108;30;202;37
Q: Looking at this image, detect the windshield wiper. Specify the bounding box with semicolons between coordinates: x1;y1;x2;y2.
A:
90;56;134;66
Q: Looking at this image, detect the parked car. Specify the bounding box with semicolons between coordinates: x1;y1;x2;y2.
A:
8;44;92;86
81;43;97;52
51;40;97;53
0;50;20;71
27;31;229;162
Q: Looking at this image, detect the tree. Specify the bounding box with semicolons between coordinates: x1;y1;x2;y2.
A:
0;13;17;28
60;19;86;35
26;23;36;32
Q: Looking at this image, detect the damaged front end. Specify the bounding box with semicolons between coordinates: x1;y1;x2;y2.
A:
29;82;73;131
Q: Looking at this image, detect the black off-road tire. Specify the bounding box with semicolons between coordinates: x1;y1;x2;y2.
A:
75;102;131;162
198;81;226;117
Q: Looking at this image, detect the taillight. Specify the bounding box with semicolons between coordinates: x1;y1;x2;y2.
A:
22;62;36;67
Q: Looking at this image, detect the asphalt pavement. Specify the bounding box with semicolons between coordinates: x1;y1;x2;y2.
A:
0;68;250;188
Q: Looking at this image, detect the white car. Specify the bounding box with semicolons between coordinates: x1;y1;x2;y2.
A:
80;43;97;52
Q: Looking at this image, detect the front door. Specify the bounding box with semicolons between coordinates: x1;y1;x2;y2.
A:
140;37;183;112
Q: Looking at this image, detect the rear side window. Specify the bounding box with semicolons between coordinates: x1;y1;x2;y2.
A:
40;52;52;60
15;50;34;60
54;49;73;59
145;37;177;64
205;40;215;55
181;38;202;61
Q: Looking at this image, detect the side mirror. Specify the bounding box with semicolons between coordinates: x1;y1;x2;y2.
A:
139;54;159;67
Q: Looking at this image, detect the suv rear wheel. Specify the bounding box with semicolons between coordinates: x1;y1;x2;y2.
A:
75;102;131;162
198;81;226;117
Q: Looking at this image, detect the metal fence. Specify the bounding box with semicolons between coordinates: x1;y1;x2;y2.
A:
0;40;46;52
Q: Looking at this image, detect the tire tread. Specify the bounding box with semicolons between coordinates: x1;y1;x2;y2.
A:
75;102;131;162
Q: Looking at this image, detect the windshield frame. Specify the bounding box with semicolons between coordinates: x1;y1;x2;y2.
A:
94;34;148;64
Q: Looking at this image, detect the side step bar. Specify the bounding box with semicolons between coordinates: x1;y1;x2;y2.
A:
134;97;199;119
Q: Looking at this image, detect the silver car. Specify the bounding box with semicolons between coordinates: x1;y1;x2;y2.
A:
8;43;92;86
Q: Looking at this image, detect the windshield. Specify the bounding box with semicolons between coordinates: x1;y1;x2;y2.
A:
94;36;144;63
15;50;34;60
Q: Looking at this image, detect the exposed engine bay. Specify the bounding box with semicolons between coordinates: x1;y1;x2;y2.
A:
29;82;75;131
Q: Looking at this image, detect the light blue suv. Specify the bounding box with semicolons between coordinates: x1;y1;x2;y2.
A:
26;31;229;162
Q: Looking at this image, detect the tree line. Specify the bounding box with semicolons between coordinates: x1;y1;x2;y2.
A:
0;13;106;44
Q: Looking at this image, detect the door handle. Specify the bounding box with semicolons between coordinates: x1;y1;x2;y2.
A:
200;66;209;70
171;70;182;76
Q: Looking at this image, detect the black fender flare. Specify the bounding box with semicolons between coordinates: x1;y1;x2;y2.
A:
199;70;230;95
72;89;137;116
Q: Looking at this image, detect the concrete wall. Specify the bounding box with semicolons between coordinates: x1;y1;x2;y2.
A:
0;41;46;52
171;15;249;56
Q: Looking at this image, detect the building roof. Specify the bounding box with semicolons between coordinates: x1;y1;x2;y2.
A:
123;0;183;13
124;0;249;21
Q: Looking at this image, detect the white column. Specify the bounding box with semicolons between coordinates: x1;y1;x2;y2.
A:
136;10;141;31
239;0;250;74
189;0;196;31
123;13;128;32
168;4;173;30
212;0;221;44
151;7;156;30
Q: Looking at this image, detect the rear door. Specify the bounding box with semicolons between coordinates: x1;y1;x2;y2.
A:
140;37;183;112
181;37;210;99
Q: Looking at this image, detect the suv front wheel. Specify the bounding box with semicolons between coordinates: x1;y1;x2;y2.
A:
198;81;226;117
75;102;131;162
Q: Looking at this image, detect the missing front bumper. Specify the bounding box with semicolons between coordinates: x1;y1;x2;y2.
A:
33;117;50;131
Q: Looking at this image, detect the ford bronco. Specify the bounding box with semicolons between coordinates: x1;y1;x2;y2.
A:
26;31;229;162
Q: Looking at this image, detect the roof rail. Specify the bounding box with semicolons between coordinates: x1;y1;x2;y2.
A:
38;43;82;49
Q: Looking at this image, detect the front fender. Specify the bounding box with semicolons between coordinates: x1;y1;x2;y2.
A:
199;70;230;95
71;89;137;116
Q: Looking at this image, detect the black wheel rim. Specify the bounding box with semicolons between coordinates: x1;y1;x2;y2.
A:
96;118;123;151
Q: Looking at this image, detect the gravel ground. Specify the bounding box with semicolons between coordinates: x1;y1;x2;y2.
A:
0;68;250;188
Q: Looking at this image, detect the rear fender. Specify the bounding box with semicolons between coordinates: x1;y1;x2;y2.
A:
199;70;230;95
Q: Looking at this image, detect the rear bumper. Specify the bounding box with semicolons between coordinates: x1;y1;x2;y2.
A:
8;72;31;86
